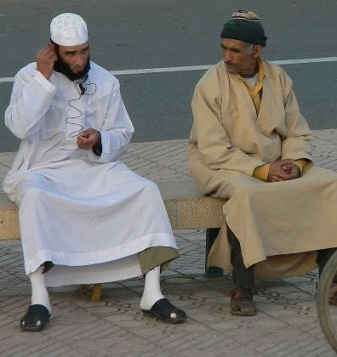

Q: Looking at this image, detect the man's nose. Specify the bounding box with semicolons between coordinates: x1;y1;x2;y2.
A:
224;50;231;62
75;54;86;66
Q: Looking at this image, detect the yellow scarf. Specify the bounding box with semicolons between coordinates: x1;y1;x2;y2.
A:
238;57;265;114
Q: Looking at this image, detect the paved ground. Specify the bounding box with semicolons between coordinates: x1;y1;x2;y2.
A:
0;129;337;356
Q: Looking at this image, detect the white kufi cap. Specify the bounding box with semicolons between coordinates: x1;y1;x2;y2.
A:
50;13;88;46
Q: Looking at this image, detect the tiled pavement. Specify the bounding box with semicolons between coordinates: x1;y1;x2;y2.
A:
0;129;337;357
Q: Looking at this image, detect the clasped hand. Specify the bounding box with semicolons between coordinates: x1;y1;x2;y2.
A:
268;158;301;182
77;129;101;151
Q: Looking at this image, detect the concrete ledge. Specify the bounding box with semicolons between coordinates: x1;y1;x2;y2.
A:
0;193;20;239
0;179;225;239
157;179;226;230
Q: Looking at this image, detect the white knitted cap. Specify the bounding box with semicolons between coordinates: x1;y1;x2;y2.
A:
50;13;88;46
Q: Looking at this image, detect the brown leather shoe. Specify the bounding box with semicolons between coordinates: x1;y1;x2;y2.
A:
230;287;256;316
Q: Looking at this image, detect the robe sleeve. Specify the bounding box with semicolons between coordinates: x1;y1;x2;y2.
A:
5;65;57;140
85;79;134;163
191;81;265;176
253;164;270;181
279;72;313;162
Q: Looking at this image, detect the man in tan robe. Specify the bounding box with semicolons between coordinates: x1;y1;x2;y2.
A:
188;10;337;316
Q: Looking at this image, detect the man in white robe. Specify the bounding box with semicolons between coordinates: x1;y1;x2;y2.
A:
188;10;337;316
4;13;187;331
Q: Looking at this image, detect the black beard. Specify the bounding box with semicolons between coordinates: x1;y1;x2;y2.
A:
54;56;91;81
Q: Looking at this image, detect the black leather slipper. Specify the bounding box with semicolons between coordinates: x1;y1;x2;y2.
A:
142;298;187;323
20;304;50;331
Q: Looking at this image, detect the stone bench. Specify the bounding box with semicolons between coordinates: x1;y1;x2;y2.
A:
1;130;336;299
0;179;226;300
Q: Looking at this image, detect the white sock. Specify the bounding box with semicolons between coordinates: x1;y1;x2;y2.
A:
29;266;51;313
140;266;165;311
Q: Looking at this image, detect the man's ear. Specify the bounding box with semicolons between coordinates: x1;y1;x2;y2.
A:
253;45;262;58
48;43;59;60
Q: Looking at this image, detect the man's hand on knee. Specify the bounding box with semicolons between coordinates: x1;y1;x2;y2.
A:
268;159;301;182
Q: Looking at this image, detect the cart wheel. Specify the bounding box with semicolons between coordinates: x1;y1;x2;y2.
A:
316;250;337;352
